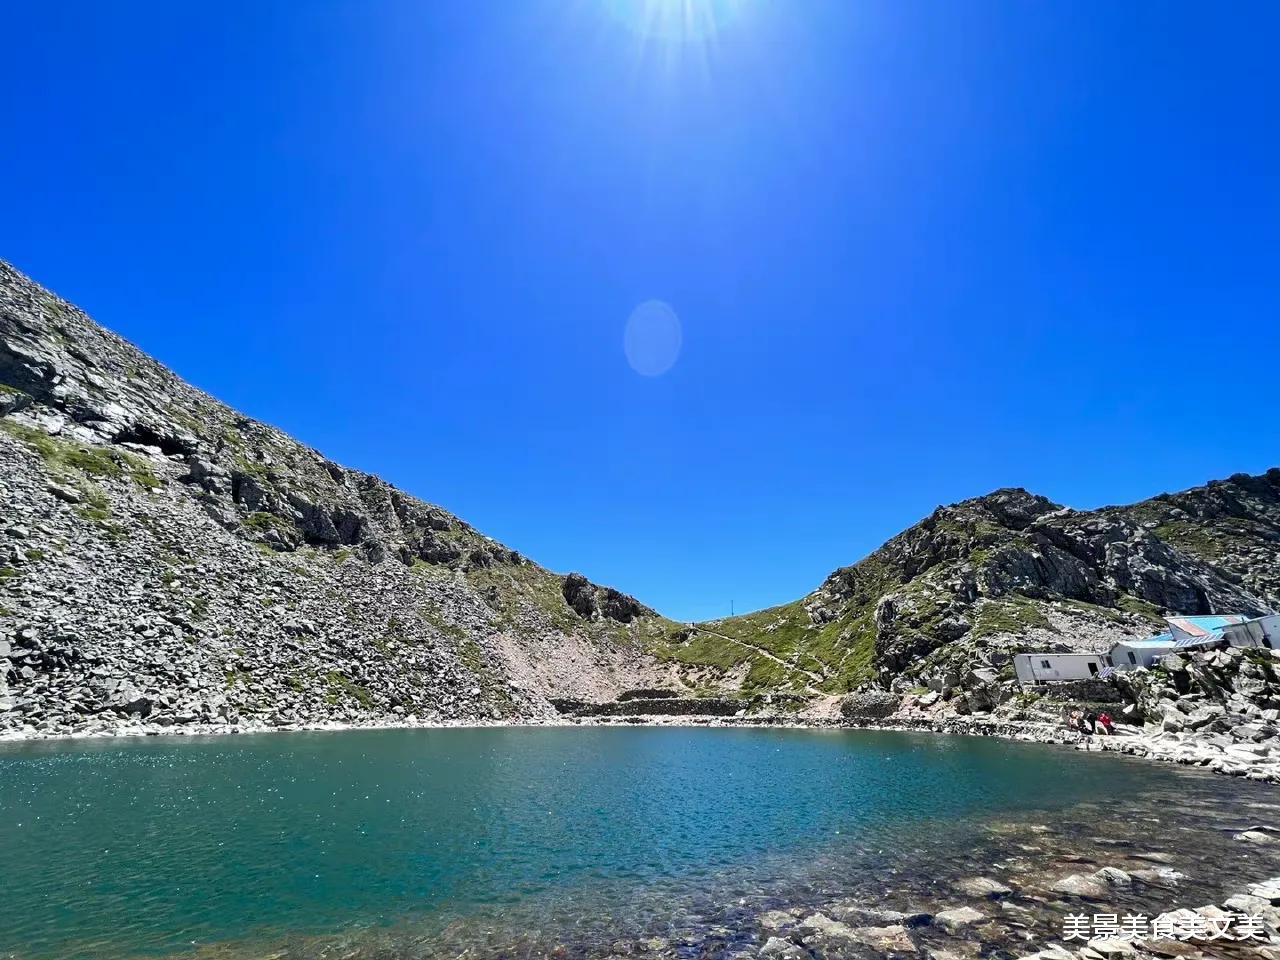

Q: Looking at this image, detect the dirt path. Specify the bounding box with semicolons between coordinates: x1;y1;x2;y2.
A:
686;625;827;686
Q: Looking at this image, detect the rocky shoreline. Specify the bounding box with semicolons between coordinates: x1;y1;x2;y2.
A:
5;703;1278;790
837;713;1280;786
745;872;1280;960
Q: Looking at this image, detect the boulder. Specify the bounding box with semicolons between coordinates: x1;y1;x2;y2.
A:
850;924;914;952
955;876;1013;898
758;937;809;960
933;906;985;930
826;901;931;928
840;690;901;720
1235;830;1278;844
1249;878;1280;903
1092;866;1132;886
1088;939;1137;958
1051;873;1109;899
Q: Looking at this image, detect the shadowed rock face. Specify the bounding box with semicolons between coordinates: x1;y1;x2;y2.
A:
562;572;654;624
0;260;671;736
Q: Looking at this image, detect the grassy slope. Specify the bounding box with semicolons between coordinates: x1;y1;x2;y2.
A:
655;495;1185;697
651;559;895;695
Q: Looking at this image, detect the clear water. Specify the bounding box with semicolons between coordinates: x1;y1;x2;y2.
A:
0;727;1261;959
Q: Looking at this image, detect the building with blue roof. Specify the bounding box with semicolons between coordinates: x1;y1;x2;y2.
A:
1014;613;1278;684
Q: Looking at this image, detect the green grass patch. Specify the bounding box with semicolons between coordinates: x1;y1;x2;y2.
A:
656;596;878;694
1;420;160;488
420;603;467;641
972;595;1053;638
1115;594;1165;622
466;563;577;630
244;511;292;533
324;671;373;707
1152;518;1257;566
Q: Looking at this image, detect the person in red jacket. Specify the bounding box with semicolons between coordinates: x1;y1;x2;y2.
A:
1097;712;1115;735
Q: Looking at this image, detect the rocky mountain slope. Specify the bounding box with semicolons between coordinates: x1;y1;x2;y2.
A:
3;258;1277;739
0;260;683;736
665;476;1279;698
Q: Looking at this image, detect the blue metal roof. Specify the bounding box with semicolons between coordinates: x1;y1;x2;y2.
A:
1124;634;1175;647
1171;615;1246;631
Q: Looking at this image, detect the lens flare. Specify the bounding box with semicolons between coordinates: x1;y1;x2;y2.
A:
624;300;683;376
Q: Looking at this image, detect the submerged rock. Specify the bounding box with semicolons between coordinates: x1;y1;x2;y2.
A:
849;923;915;952
955;876;1013;898
1237;830;1279;844
758;937;809;960
1050;874;1110;899
933;906;985;930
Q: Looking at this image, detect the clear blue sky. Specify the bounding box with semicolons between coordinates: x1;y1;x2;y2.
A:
3;2;1277;622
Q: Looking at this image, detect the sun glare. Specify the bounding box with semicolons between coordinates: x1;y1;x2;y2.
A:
603;0;746;44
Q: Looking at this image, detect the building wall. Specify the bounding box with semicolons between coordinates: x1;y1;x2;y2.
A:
1224;614;1280;649
1110;642;1176;669
1014;654;1104;684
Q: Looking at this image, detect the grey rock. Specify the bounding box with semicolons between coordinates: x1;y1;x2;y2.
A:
849;924;914;952
45;482;82;504
1051;874;1110;899
1250;878;1280;903
1235;830;1278;844
840;690;901;720
955;876;1013;898
758;937;809;960
1091;867;1132;886
933;906;985;929
1224;893;1270;913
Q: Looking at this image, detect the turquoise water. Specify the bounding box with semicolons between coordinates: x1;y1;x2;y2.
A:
0;727;1223;959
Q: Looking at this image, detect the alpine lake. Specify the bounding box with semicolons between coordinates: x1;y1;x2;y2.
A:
2;726;1278;960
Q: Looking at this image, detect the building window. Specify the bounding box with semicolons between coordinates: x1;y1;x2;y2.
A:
1127;651;1137;665
1040;660;1051;669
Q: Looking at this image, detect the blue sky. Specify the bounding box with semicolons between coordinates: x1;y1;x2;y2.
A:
3;2;1277;622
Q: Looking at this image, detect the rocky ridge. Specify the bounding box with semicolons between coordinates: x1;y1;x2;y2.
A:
664;481;1279;700
0;260;681;737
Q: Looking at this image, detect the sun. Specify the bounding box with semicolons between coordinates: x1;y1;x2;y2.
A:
603;0;746;44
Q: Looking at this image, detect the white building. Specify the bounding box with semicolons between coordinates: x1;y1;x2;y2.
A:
1013;653;1107;684
1221;614;1279;650
1109;635;1178;669
1014;612;1277;686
